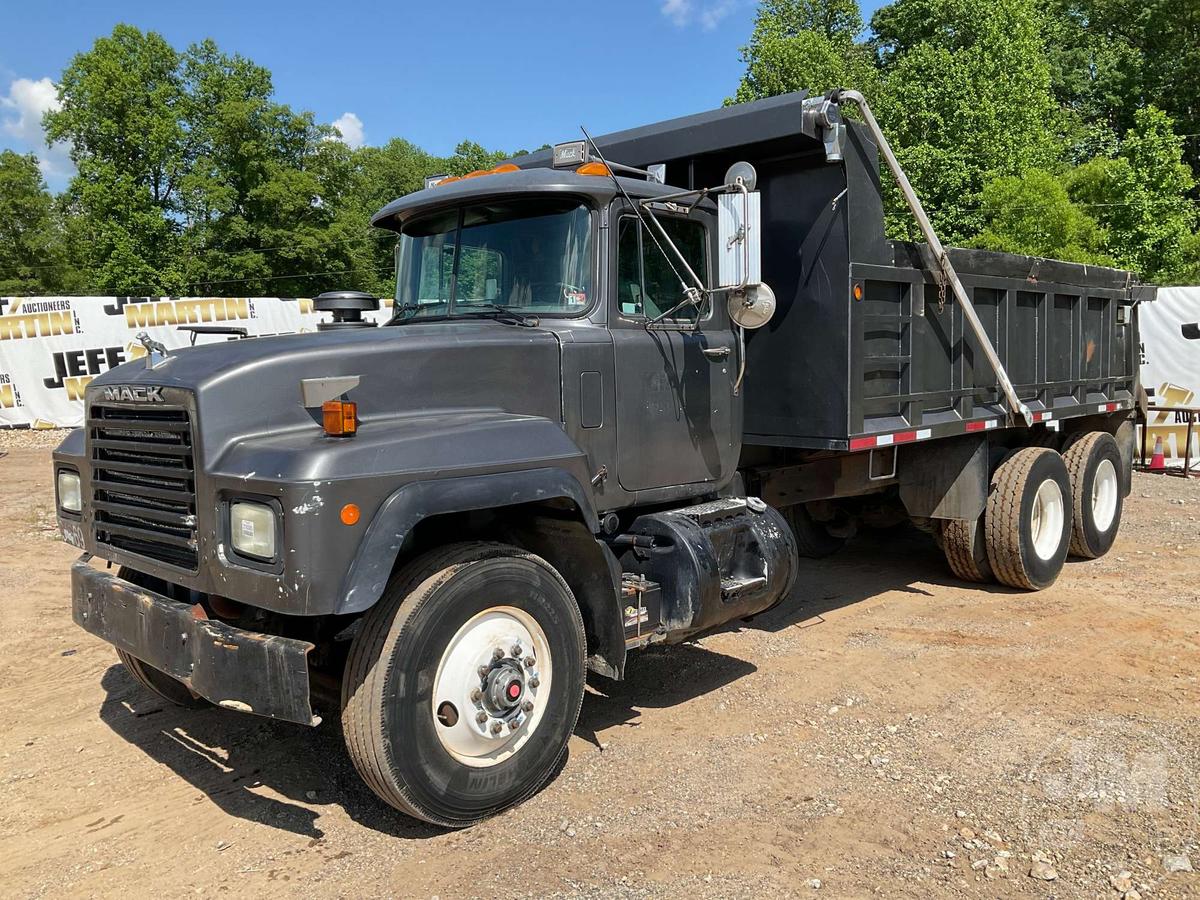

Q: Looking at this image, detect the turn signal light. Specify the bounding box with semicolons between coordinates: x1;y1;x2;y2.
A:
322;399;357;436
576;162;612;177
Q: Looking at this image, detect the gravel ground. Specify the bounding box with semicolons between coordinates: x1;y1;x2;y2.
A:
1;438;1198;899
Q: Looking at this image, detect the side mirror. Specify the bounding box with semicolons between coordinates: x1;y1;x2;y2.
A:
718;191;761;289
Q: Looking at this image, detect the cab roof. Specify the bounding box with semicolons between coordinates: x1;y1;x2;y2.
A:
370;167;692;232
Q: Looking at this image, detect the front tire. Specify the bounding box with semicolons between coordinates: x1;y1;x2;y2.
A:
341;543;586;827
1062;431;1124;558
984;448;1073;590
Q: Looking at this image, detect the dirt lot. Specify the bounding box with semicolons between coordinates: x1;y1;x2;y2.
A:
2;430;1199;899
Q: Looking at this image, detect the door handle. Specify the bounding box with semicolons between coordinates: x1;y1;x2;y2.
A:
702;347;731;360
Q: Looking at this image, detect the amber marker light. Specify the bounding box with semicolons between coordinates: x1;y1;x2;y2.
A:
340;504;361;526
853;283;864;301
576;162;612;177
322;399;357;436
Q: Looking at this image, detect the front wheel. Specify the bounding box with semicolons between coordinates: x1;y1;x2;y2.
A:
341;543;586;827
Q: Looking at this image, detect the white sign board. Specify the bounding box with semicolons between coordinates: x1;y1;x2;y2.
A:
0;296;393;428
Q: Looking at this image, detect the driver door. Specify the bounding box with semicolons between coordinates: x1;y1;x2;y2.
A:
610;210;740;493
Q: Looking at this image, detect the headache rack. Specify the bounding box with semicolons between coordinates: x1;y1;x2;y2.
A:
88;403;199;571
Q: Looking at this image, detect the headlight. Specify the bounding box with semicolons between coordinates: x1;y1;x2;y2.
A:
57;470;82;513
230;501;277;560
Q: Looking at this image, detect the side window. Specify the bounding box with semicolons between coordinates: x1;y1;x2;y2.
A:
616;214;708;323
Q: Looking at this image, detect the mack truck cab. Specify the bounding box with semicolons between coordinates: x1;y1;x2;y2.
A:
54;90;1147;827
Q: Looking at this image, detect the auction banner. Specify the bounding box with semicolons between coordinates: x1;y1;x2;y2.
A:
1140;286;1200;462
0;296;392;428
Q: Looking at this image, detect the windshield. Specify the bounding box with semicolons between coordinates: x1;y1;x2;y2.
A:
392;198;593;320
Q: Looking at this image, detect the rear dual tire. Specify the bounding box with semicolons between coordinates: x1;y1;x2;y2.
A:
1062;431;1124;559
941;448;1073;590
985;448;1073;590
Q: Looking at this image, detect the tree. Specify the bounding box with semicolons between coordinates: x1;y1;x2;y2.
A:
45;25;187;293
870;0;1064;242
332;138;441;297
1068;106;1196;280
0;151;81;294
732;0;880;104
174;39;360;296
971;168;1110;264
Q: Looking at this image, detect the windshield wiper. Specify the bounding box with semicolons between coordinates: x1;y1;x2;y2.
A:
384;302;427;325
455;303;541;327
385;303;539;328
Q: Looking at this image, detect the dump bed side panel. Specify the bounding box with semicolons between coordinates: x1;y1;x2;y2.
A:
841;246;1141;447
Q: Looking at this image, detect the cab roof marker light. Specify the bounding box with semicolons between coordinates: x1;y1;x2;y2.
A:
576;162;612;177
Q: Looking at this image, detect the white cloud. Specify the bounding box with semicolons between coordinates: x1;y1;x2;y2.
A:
661;0;738;30
699;0;737;30
661;0;693;27
330;111;365;150
0;76;73;183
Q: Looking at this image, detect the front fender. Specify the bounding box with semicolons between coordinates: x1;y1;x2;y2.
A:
337;467;599;615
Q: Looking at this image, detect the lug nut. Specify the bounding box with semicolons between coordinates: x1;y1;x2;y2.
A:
492;647;505;660
509;719;520;731
522;700;534;712
524;656;535;668
528;676;540;689
478;665;489;679
490;721;503;735
470;688;482;703
510;643;522;657
476;711;488;725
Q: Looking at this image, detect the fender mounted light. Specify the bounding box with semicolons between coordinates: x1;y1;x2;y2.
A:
322;399;357;436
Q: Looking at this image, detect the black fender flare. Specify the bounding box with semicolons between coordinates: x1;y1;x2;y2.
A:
336;467;600;616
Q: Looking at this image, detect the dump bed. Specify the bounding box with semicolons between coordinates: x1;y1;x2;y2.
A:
523;90;1152;452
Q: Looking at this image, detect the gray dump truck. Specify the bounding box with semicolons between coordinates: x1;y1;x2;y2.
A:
54;90;1151;827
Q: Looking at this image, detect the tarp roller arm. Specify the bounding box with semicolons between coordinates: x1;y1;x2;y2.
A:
827;89;1034;428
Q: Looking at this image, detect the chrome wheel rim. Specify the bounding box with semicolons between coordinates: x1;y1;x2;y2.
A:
431;606;551;768
1091;459;1119;533
1030;478;1065;561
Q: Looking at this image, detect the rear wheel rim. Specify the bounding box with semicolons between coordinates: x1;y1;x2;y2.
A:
431;606;552;768
1030;478;1065;561
1091;458;1119;532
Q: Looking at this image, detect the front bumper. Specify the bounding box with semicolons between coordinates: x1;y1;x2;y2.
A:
71;557;320;726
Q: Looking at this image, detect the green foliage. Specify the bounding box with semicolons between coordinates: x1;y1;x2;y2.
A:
1067;106;1197;279
872;0;1063;242
732;0;879;103
0;151;79;294
971;168;1111;264
16;24;504;298
7;10;1199;297
733;0;1199;281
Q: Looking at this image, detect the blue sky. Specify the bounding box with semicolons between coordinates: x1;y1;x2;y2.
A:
1;1;886;190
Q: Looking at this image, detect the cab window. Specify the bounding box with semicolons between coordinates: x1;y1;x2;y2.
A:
616;215;708;323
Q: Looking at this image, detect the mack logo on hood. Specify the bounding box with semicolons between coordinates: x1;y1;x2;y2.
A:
102;385;165;403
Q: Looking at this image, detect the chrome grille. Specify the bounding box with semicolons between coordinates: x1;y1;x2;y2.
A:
89;403;198;570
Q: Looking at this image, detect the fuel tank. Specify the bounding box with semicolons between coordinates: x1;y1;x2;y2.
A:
617;497;797;643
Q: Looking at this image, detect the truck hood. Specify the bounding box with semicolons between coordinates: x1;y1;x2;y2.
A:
85;322;564;468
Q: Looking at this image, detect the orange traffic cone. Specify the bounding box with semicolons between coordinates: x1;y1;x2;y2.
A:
1150;435;1166;471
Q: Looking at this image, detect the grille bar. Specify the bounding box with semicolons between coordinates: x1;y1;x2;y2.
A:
90;402;199;570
